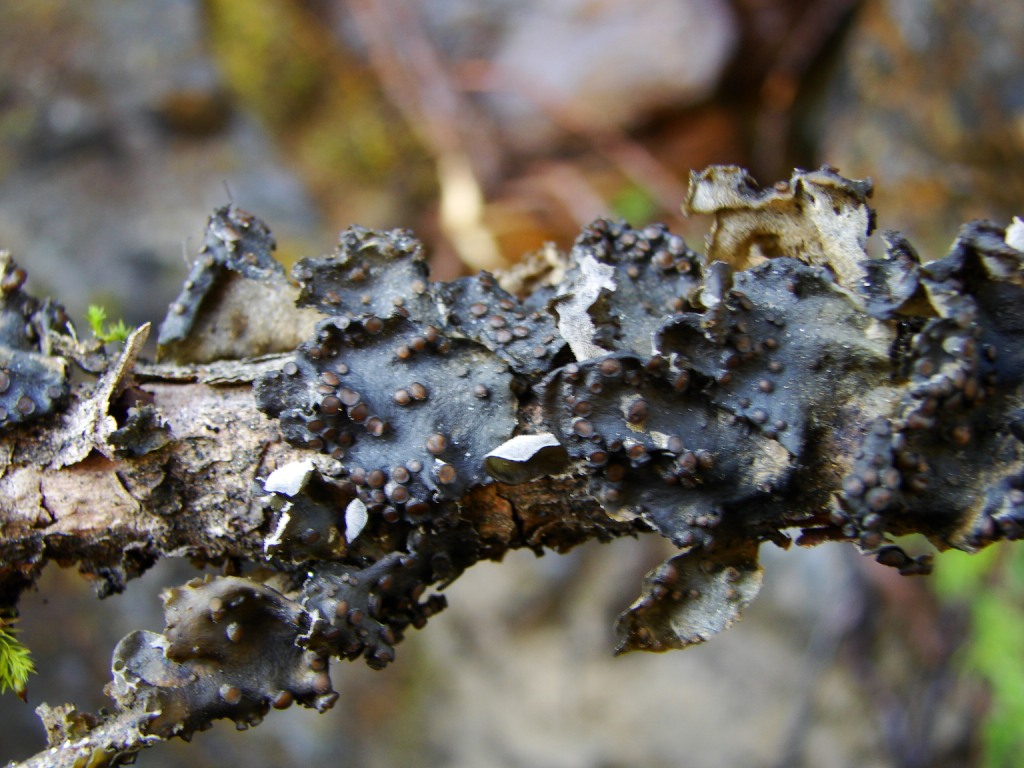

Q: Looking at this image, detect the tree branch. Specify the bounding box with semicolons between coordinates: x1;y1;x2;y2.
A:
3;165;1023;766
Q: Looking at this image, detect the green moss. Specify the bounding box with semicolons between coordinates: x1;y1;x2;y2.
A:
202;0;432;206
611;185;657;226
86;304;133;344
0;617;34;699
204;0;324;130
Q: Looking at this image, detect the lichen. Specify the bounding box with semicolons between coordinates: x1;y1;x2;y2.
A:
683;164;875;290
434;271;566;379
0;250;71;430
835;221;1024;558
537;351;787;550
157;205;319;363
250;171;1024;660
654;256;890;457
108;576;335;741
255;313;519;513
615;544;763;653
254;225;584;528
9;165;1024;766
554;218;702;359
291;225;431;321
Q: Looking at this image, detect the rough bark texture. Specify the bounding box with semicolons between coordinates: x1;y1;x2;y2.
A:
2;166;1023;767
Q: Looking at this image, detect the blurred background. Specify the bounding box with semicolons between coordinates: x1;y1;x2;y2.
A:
2;0;1024;765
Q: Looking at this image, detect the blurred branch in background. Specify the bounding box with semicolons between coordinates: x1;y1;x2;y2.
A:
343;0;505;273
203;0;436;229
749;0;861;177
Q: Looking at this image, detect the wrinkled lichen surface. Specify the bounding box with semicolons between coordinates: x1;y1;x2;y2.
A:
2;166;1024;767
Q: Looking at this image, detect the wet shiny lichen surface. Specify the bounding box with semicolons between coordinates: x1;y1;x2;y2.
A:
8;166;1024;760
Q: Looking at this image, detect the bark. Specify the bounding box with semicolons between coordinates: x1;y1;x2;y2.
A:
2;165;1023;767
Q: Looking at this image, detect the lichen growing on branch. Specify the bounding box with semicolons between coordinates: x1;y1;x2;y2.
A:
1;165;1023;767
0;252;71;431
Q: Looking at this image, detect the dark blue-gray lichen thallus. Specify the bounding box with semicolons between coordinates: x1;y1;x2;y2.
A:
157;205;319;363
252;167;1024;656
0;250;70;430
254;226;557;527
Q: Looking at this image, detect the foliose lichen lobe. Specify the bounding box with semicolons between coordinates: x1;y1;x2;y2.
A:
254;312;518;513
656;256;890;456
158;205;282;347
256;225;580;533
0;250;71;430
157;205;318;363
434;270;566;379
109;576;335;741
684;164;875;289
555;218;703;359
291;225;430;320
834;220;1024;557
615;544;763;653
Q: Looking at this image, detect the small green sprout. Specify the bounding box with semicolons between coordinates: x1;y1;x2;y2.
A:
87;304;133;344
0;617;34;701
